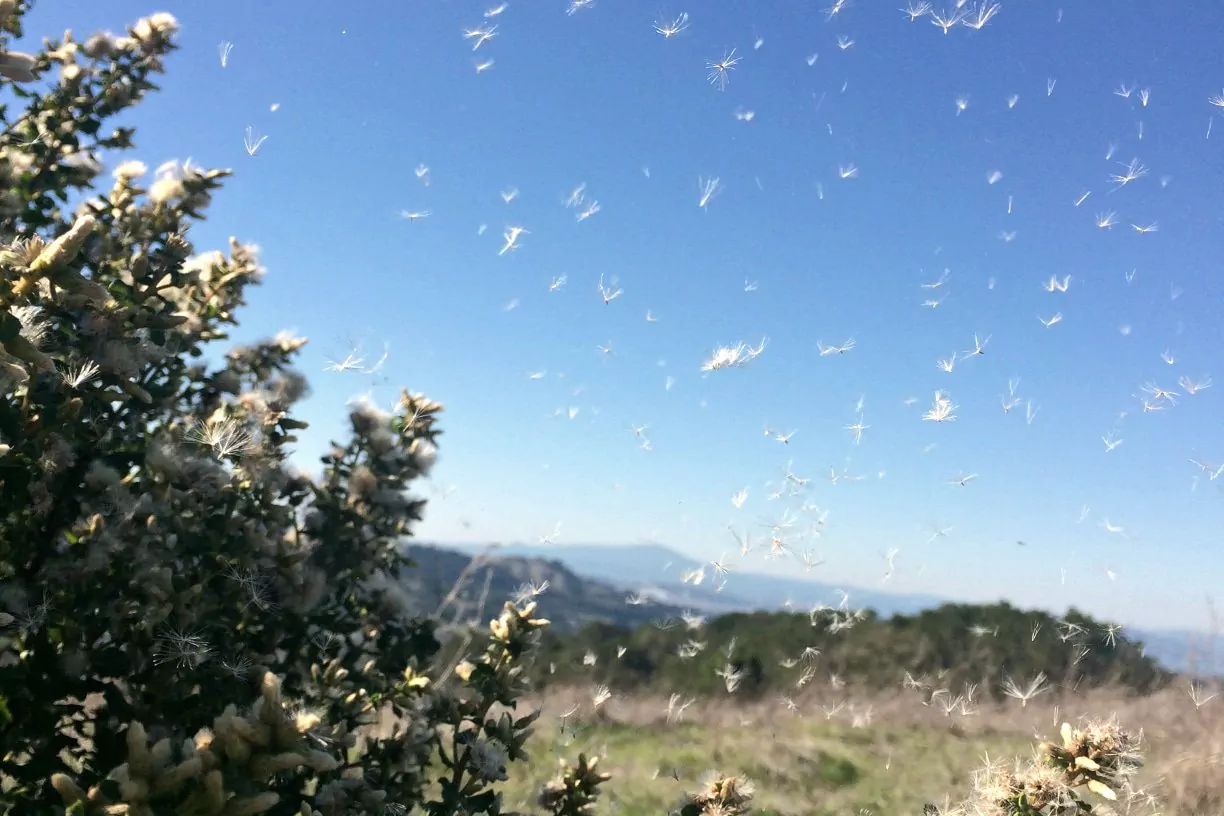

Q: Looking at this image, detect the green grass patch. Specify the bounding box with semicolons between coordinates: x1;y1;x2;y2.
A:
490;716;1035;815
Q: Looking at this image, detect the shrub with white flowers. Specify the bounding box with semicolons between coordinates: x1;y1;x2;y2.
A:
0;5;608;814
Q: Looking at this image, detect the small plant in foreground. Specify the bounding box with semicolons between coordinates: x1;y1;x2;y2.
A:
675;771;756;816
960;719;1146;815
534;753;611;815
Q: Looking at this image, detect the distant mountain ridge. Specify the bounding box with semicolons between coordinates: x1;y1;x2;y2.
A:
428;541;1218;675
399;544;685;633
449;541;946;616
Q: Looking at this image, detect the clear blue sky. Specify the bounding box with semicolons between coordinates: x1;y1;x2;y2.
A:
28;0;1224;631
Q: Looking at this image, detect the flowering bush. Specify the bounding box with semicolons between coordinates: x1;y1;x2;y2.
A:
0;5;604;814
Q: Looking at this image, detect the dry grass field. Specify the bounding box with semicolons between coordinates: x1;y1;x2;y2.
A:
376;683;1224;815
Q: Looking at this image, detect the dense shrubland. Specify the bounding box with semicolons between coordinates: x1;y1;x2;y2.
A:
527;603;1171;700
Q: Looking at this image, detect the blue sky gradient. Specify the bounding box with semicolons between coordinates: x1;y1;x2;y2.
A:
26;0;1224;630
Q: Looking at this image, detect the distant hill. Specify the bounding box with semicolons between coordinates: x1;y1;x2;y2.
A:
450;541;954;618
434;541;1217;675
399;544;684;633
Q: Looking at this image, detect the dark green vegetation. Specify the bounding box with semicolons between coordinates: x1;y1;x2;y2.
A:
406;546;1172;699
527;604;1172;699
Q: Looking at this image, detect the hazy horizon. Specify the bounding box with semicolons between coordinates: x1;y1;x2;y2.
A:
416;538;1219;636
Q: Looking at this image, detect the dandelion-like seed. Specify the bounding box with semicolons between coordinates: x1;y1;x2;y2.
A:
463;24;498;50
223;563;277;612
500;225;529;255
219;654;253;680
60;360;100;389
701;338;766;372
218;40;233;67
324;345;371;373
902;1;933;21
1001;671;1049;707
845;414;869;444
698;175;723;208
654;12;690;38
185;415;255;459
818;338;855;356
564;182;587;209
153;625;213;669
1108;157;1148;189
1043;274;1071;292
706;48;740;91
567;0;596;15
243;126;267;157
922;390;957;423
824;0;850;20
598;274;623;305
312;631;343;652
8;592;53;636
1188;681;1217;710
666;693;695;724
962;1;1001;30
963;332;990;358
719;663;745;693
1179;375;1211;395
931;7;967;33
576;199;600;221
